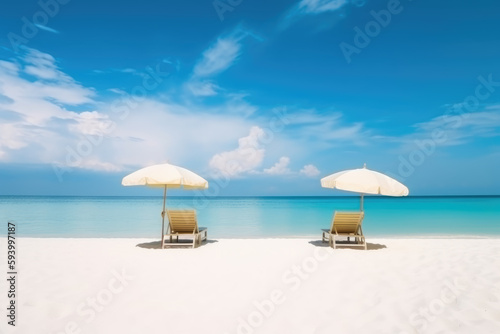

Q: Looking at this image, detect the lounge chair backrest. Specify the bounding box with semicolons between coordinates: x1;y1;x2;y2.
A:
330;211;364;234
167;210;199;233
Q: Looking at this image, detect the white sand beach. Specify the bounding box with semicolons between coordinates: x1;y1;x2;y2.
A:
2;238;500;334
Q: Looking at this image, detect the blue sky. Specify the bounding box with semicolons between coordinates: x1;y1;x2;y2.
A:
0;0;499;196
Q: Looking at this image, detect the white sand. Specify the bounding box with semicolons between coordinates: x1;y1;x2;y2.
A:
1;238;500;334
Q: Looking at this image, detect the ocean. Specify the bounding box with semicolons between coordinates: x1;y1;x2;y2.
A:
0;196;499;238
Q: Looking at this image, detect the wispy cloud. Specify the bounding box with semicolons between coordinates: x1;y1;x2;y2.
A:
281;0;363;31
93;59;179;77
297;0;349;14
287;110;368;145
188;27;260;97
193;37;242;77
193;27;262;78
381;106;500;155
1;48;94;117
411;108;500;146
108;88;127;95
92;68;139;75
186;80;220;97
119;68;136;74
23;48;71;81
34;24;59;34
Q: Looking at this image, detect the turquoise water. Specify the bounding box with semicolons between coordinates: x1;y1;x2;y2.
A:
0;196;499;238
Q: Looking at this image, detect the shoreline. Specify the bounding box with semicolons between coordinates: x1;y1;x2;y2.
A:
4;234;500;239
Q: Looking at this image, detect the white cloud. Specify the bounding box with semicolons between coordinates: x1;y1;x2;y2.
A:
0;47;374;178
0;47;264;173
0;48;99;165
300;164;320;177
103;100;251;170
264;156;291;175
0;60;19;74
0;96;253;172
69;111;115;136
209;126;266;177
35;83;95;105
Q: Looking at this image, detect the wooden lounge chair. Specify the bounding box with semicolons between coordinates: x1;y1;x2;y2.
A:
163;210;207;248
321;211;366;250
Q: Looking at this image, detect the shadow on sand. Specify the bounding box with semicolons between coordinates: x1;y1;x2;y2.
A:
136;239;219;249
308;240;387;250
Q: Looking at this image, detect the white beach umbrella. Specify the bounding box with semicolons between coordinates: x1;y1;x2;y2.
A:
122;163;209;246
321;164;409;211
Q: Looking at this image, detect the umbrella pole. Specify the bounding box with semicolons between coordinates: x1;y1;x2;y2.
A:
161;185;167;248
360;193;364;211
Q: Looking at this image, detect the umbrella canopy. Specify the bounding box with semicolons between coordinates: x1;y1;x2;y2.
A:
121;163;208;248
122;163;208;189
321;164;409;210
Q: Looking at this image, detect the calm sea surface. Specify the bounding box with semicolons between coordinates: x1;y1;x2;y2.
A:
0;196;499;238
